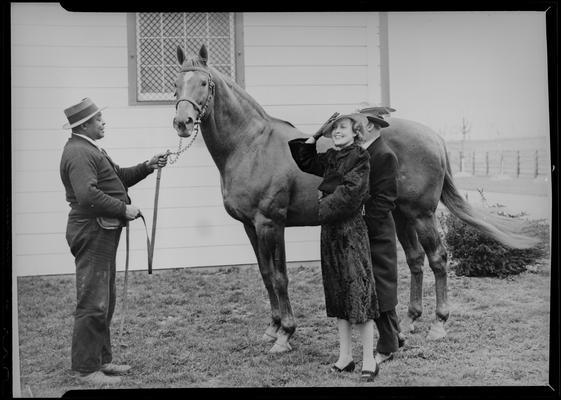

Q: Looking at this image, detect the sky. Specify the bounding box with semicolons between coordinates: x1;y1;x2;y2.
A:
387;12;550;141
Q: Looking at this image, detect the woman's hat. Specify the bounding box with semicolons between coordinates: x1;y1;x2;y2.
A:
63;98;106;129
323;113;369;138
357;106;395;128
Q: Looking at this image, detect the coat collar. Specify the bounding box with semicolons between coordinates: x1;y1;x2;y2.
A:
71;133;102;151
331;142;360;160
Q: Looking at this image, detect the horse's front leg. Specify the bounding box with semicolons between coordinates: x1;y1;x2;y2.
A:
255;217;295;353
243;223;281;342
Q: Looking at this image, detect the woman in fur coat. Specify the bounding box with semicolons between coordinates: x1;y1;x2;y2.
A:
288;112;380;382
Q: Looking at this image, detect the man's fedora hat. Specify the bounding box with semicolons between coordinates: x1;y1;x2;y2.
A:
323;112;369;138
357;105;396;128
63;98;106;129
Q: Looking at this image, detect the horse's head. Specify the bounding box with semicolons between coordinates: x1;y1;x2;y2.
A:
173;44;215;138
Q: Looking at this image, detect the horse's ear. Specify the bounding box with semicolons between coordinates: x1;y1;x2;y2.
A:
198;44;208;66
177;46;185;65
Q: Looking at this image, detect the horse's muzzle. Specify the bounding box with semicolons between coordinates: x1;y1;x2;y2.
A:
173;117;194;137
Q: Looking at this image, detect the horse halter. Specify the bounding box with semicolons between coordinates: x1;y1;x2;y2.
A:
169;66;215;165
175;66;216;122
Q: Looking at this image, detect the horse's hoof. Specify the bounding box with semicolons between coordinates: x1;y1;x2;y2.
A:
426;321;447;341
269;341;292;353
262;332;277;342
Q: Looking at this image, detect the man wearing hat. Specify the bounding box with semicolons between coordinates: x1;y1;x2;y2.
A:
60;98;168;385
357;105;405;365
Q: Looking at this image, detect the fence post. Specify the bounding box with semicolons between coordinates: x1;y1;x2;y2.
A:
499;151;504;176
534;150;539;178
485;152;489;176
516;150;520;178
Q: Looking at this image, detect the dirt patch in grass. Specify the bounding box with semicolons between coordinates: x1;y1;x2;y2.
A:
17;253;551;396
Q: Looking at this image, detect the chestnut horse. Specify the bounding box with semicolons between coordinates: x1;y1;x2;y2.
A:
172;45;537;352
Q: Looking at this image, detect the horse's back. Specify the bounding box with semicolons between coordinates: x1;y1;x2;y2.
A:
266;117;448;224
381;118;447;214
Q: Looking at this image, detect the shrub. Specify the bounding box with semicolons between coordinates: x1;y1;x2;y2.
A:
441;208;549;278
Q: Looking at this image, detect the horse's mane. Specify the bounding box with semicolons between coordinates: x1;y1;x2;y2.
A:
182;55;295;127
221;71;297;129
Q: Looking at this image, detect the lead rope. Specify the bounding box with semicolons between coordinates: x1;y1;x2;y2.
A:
166;119;201;165
118;122;199;345
119;68;212;343
118;221;130;344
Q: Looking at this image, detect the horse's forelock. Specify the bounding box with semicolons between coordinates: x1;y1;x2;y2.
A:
182;54;205;69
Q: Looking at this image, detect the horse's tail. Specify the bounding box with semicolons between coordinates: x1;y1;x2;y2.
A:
440;144;539;249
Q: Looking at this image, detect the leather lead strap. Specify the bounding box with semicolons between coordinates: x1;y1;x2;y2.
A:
148;167;163;275
118;222;130;340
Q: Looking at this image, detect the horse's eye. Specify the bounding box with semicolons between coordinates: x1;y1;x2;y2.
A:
201;81;207;87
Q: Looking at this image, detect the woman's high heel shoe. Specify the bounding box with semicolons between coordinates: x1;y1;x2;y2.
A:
330;360;355;373
360;362;380;382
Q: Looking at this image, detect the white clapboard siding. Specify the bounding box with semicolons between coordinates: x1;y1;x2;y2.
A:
243;12;369;26
243;11;380;132
245;66;368;86
244;26;367;47
16;236;321;277
14;204;234;232
244;46;367;66
247;85;368;107
12;5;381;276
12;87;129;109
12;66;128;88
13;180;221;212
12;106;175;130
15;223;319;256
11;24;127;47
12;46;128;68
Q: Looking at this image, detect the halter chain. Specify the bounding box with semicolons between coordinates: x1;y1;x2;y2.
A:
168;67;215;165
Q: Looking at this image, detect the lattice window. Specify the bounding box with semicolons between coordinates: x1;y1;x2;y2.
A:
132;13;238;102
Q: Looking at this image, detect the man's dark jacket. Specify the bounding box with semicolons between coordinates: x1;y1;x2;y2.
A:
364;137;399;312
60;135;153;219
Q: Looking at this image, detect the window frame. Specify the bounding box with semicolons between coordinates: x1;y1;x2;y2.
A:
127;12;245;106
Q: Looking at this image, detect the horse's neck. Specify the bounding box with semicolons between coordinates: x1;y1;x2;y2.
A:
201;75;268;171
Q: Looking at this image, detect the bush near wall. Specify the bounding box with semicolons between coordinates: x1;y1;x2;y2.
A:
441;208;549;278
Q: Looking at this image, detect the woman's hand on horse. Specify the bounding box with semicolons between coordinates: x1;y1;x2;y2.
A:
146;152;169;170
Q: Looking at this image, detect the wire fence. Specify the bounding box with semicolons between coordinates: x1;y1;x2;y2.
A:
448;149;549;178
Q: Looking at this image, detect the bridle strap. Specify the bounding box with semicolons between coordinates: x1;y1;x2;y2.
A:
175;98;201;113
174;68;215;120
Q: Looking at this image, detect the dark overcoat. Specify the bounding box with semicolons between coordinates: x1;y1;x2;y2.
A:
363;137;399;312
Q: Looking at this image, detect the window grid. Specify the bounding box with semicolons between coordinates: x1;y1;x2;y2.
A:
135;12;236;102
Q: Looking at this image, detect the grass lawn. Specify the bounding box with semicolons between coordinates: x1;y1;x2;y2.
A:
17;247;551;396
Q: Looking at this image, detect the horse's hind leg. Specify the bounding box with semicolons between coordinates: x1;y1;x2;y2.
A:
243;223;281;343
414;213;449;340
394;209;426;334
254;217;295;353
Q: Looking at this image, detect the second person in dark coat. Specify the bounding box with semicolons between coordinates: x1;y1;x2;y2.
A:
358;106;405;365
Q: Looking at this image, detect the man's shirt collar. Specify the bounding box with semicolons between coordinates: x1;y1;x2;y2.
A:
72;133;101;151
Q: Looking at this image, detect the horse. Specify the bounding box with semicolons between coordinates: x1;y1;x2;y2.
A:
172;44;538;352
